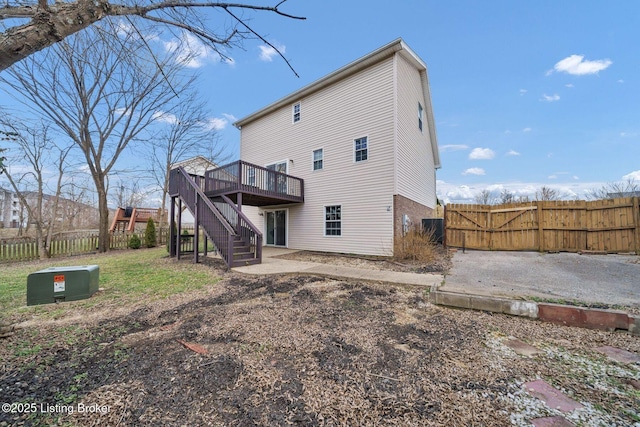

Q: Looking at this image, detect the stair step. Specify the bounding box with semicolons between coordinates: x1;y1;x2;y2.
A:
234;251;256;260
232;258;261;268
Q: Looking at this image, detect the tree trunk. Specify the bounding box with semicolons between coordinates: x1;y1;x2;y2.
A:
97;188;110;253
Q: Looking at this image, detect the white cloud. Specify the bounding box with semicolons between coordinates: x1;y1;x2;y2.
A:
552;54;612;76
222;113;238;122
164;32;223;68
259;43;286;62
152;111;179;125
202;113;239;131
116;20;158;42
114;107;131;117
204;117;228;131
437;180;605;205
462;168;486;176
548;175;557;179
541;94;560;102
519;89;527;95
565;83;574;88
440;144;469;152
622;170;640;181
618;79;624;84
506;150;520;156
620;132;638;138
469;148;495;160
522;127;532;133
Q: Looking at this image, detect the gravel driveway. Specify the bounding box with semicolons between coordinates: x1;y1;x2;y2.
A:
442;250;640;309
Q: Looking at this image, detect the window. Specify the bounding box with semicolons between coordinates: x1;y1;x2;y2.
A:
293;102;301;123
354;136;368;162
325;205;341;236
313;148;323;170
418;103;424;132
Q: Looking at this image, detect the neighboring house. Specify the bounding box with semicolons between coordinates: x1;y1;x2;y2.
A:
234;38;441;256
168;38;441;265
171;156;218;177
170;156;219;227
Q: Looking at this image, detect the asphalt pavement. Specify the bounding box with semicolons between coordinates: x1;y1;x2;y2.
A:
441;250;640;307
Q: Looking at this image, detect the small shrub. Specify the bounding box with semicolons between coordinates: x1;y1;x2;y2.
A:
393;226;436;263
145;218;157;248
128;234;141;250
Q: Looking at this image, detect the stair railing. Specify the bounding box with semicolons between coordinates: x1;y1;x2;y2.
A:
170;167;235;266
169;167;262;267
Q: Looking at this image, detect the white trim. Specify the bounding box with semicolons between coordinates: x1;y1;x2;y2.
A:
263;208;289;247
323;204;342;237
353;135;369;163
312;147;324;171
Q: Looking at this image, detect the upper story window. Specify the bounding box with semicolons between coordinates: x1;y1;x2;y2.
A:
313;148;323;171
354;136;368;162
418;103;424;132
293;102;301;123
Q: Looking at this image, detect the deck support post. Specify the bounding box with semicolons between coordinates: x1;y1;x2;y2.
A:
177;199;182;260
194;186;199;264
169;197;176;257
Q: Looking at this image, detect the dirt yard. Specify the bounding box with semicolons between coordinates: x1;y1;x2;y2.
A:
1;256;639;426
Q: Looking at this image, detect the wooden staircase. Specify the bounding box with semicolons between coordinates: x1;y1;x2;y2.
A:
169;167;262;268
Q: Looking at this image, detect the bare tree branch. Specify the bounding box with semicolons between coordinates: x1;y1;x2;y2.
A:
0;0;305;71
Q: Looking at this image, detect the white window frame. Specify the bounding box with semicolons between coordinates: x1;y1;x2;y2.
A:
292;102;301;123
353;136;368;163
312;148;324;171
324;205;342;237
418;102;424;132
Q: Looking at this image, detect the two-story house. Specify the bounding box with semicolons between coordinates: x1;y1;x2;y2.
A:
168;38;441;266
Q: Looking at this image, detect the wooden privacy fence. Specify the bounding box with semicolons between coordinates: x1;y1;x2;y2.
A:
0;228;170;263
445;197;640;254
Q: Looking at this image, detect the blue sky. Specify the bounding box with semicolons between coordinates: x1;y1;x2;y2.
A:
192;0;640;203
3;0;640;205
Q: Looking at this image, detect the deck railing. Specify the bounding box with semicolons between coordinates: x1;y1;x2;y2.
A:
204;160;304;202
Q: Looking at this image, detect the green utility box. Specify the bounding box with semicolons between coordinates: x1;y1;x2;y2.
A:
27;265;99;306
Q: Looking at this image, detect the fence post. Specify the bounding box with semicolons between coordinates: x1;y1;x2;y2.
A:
633;196;640;255
443;204;447;249
537;201;544;252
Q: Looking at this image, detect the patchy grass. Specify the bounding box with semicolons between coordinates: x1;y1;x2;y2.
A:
0;248;222;322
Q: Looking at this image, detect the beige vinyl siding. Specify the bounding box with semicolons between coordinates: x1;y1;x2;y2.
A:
394;54;437;208
240;57;396;255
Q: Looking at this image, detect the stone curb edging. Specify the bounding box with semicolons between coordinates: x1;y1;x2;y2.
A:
430;287;640;336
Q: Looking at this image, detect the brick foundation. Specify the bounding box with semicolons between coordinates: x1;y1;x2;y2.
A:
393;195;434;249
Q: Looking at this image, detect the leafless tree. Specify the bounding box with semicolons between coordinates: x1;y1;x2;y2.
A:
534;186;560;201
474;189;494;205
0;119;71;258
499;189;515;204
586;178;640;200
111;179;149;208
1;25;194;252
149;94;227;225
0;0;304;72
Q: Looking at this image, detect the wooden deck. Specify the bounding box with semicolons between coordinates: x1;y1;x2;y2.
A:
204;160;304;206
